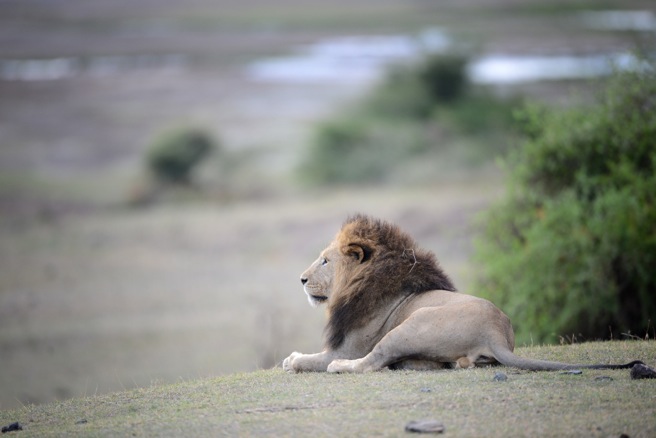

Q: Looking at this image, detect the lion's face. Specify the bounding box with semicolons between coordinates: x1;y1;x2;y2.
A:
300;244;339;307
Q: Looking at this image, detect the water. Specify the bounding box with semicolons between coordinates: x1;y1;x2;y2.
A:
2;10;652;84
4;49;643;85
248;43;646;86
468;52;645;85
247;28;451;84
247;10;654;86
247;13;652;86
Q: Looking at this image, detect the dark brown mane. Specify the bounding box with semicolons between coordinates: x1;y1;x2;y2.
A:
326;214;456;350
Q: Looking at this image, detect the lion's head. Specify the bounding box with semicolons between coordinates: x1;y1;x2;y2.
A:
300;214;456;349
300;243;338;307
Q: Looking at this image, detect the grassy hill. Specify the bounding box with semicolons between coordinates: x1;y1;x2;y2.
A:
2;341;655;437
1;0;654;415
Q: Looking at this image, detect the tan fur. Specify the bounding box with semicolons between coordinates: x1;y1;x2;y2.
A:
283;215;642;373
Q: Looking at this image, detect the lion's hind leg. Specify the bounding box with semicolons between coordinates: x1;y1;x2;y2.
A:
455;357;474;369
328;306;488;374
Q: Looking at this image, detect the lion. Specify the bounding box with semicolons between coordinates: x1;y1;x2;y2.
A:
282;214;643;373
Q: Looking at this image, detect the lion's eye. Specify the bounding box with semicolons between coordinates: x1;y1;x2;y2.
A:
321;258;328;266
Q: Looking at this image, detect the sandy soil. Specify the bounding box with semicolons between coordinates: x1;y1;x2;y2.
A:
0;0;650;409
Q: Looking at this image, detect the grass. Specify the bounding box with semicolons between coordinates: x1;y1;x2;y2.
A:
1;342;655;437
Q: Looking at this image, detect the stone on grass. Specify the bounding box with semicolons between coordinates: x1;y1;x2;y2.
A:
405;419;445;434
493;372;508;382
630;363;656;379
594;376;613;381
1;422;23;433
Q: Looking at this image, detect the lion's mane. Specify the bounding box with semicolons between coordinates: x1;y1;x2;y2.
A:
326;214;456;349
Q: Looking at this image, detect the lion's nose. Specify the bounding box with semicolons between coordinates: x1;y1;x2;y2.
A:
301;277;308;285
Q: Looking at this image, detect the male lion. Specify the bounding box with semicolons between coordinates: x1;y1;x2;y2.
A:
283;214;642;373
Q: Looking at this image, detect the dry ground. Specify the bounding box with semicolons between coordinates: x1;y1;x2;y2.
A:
0;0;651;410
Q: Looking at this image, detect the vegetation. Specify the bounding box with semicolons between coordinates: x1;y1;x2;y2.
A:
146;127;217;184
300;53;521;185
2;342;654;437
474;69;656;345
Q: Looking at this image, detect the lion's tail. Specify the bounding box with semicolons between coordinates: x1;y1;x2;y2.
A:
489;344;643;371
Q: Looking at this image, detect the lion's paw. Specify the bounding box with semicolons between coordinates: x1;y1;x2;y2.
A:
327;358;365;373
282;352;303;373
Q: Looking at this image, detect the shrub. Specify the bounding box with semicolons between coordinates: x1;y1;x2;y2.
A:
363;53;469;120
418;53;468;103
146;127;216;184
362;66;435;120
474;69;656;344
300;52;519;185
300;116;427;184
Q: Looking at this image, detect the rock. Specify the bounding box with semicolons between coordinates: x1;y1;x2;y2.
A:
493;372;508;382
420;387;432;393
405;419;446;434
630;363;656;379
594;376;613;381
560;370;583;375
1;422;23;433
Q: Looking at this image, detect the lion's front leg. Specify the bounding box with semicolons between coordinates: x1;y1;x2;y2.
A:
283;350;336;373
282;352;303;372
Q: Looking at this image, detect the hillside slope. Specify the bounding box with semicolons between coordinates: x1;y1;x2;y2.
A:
1;342;655;437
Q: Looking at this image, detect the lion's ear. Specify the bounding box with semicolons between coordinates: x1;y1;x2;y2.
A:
344;243;373;263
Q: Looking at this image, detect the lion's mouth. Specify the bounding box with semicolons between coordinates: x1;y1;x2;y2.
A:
310;294;328;303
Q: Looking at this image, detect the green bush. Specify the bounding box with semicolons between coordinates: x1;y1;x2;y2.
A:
301;53;519;185
474;69;656;344
363;54;468;120
418;53;468;103
146;127;216;183
300;116;427;184
362;67;434;120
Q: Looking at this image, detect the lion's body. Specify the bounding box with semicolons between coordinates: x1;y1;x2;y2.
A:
283;215;641;373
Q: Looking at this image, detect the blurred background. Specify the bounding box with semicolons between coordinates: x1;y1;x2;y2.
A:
1;0;654;409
